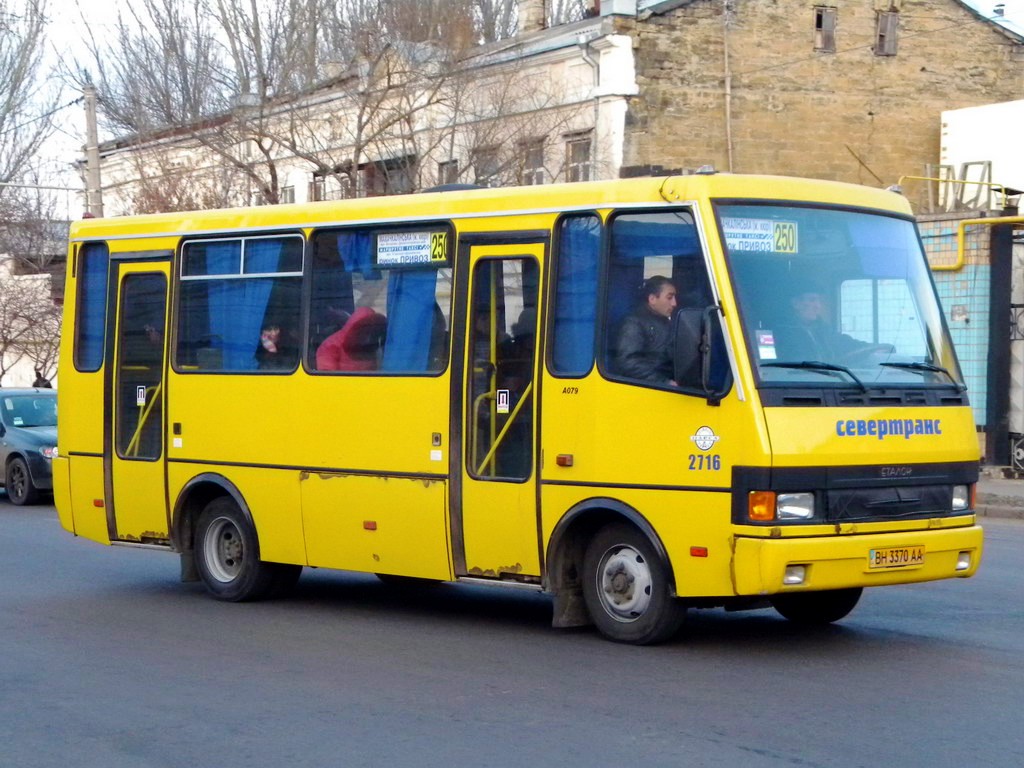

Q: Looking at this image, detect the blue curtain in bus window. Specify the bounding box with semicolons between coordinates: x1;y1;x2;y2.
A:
204;239;283;370
607;218;650;337
552;216;599;375
339;230;377;278
76;243;109;371
381;269;438;372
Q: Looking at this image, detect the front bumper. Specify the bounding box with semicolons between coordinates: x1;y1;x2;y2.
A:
732;523;983;595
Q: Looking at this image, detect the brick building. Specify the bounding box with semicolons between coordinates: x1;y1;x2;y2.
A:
612;0;1024;185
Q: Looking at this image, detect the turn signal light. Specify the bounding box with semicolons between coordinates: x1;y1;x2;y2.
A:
748;491;776;521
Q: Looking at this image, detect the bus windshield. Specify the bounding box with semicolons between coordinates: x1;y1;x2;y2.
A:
718;203;964;389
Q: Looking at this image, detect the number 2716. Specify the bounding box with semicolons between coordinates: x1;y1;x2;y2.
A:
689;454;721;471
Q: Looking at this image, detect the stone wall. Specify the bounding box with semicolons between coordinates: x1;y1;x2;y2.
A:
621;0;1024;186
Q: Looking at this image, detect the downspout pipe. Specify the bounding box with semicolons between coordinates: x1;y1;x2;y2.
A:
722;0;734;172
578;36;600;174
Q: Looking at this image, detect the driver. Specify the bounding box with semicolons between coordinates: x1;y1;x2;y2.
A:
776;287;878;363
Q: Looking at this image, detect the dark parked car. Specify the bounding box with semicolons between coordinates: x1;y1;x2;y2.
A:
0;388;57;506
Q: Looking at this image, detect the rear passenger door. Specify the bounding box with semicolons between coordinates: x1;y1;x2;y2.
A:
106;258;170;543
453;238;545;579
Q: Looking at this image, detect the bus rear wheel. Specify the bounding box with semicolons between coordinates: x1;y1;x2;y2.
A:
194;497;278;602
581;523;685;645
772;587;863;625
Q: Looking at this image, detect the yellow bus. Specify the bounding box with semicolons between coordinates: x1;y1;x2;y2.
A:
54;173;983;644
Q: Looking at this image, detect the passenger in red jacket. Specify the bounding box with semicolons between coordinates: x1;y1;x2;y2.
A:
315;307;387;371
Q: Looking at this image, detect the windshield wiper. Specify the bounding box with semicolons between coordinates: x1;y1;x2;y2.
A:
879;361;964;389
761;361;867;392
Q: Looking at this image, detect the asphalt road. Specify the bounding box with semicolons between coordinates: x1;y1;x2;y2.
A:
2;497;1022;768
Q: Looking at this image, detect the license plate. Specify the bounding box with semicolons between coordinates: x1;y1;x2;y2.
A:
868;545;925;570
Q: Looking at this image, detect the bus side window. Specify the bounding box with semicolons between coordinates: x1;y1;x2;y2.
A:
74;242;110;372
308;227;452;375
601;210;712;391
176;236;303;373
550;214;600;377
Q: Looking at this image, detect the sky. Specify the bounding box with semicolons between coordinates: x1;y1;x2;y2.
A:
30;0;1024;219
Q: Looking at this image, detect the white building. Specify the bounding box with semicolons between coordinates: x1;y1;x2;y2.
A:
940;99;1024;208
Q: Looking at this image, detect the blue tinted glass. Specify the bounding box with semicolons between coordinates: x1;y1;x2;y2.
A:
243;237;302;274
552;215;600;375
75;243;109;371
183;240;241;275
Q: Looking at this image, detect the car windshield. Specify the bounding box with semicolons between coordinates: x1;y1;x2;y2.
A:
1;395;57;428
717;203;964;389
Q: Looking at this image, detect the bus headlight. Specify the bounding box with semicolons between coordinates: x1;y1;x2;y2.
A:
951;485;970;511
777;492;815;520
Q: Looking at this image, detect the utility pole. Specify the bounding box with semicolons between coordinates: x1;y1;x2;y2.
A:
83;84;104;218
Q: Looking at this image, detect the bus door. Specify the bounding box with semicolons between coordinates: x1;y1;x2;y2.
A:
105;259;170;544
454;240;544;579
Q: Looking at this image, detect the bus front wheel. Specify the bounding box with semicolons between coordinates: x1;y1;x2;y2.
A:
581;523;686;645
194;497;278;602
771;587;863;625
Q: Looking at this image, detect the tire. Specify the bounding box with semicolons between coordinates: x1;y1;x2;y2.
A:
772;587;863;626
581;522;686;645
6;457;40;506
194;497;278;602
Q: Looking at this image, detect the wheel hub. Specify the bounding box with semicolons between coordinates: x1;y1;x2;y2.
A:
204;517;243;583
598;545;653;622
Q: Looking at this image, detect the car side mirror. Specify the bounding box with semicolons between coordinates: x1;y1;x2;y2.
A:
673;305;732;404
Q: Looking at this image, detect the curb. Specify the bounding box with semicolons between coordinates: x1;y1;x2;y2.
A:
975;499;1024;521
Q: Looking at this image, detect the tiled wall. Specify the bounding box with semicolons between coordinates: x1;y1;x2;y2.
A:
919;214;991;426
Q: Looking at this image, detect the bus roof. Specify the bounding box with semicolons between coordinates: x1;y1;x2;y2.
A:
68;173;913;243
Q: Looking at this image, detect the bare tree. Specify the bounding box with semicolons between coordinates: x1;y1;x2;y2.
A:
17;289;61;382
76;0;602;213
0;179;67;276
0;258;53;385
474;0;517;42
0;0;62;280
547;0;595;26
0;0;58;196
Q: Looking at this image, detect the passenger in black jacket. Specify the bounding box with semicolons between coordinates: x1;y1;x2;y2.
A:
615;276;677;385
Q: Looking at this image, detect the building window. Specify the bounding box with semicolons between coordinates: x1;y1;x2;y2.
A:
364;157;416;197
279;185;295;204
814;7;837;53
472;146;500;187
875;12;898;56
565;134;593;182
519;139;545;186
438;159;459;186
310;174;326;202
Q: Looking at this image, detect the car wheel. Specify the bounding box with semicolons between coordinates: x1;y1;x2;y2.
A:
5;457;40;506
581;522;686;645
194;497;278;601
772;587;863;625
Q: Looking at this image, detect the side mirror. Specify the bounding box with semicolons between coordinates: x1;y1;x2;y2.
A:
673;305;732;403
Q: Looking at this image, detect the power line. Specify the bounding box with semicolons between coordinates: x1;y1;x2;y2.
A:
0;97;84;139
